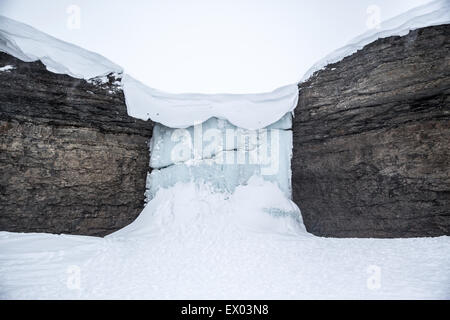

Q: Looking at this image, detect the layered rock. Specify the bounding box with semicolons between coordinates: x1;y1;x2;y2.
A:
0;52;153;236
292;25;450;238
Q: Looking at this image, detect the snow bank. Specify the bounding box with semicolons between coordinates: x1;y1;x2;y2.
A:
1;178;450;299
123;0;450;128
2;0;447;129
0;15;298;130
122;75;298;130
112;176;304;239
301;0;450;81
0;15;122;79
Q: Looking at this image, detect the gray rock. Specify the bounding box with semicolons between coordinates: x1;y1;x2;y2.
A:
292;25;450;238
0;52;153;236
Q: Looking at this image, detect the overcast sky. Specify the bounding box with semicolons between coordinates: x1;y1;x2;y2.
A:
0;0;431;93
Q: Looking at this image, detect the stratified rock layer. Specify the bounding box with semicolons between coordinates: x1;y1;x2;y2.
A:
0;52;153;236
292;25;450;238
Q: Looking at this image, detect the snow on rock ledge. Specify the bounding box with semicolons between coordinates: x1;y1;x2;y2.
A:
0;15;298;131
123;75;299;130
301;0;450;82
2;0;448;130
0;15;122;79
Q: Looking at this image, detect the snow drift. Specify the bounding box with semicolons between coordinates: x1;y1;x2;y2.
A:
0;15;298;130
1;178;449;299
122;74;298;130
0;15;122;79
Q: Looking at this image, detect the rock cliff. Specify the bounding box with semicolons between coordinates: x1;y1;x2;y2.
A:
2;24;449;239
292;25;450;238
0;52;153;236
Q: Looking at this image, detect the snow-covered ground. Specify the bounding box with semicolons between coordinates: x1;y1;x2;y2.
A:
1;178;449;300
0;15;122;80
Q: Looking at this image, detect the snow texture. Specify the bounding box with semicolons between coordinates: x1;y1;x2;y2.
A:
2;0;448;129
122;74;299;130
0;65;15;72
1;178;449;300
0;15;298;130
301;0;450;81
0;15;122;79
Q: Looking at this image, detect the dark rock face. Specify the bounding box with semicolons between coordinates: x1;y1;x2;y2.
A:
0;52;153;236
292;25;450;238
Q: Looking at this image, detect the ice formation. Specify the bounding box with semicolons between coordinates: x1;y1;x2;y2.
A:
146;113;293;200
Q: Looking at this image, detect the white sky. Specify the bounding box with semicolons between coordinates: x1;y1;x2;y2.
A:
0;0;431;93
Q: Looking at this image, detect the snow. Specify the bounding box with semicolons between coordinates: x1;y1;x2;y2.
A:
0;65;15;72
122;74;298;130
0;15;298;130
301;0;450;81
2;0;448;129
146;114;293;200
1;178;449;300
0;15;122;80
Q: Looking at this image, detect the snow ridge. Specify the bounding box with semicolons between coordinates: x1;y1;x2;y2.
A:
0;15;122;79
0;15;298;130
1;0;449;129
122;74;298;130
301;0;450;81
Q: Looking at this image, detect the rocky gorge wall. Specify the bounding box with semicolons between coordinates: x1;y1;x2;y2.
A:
1;24;449;239
0;53;153;236
292;25;450;238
